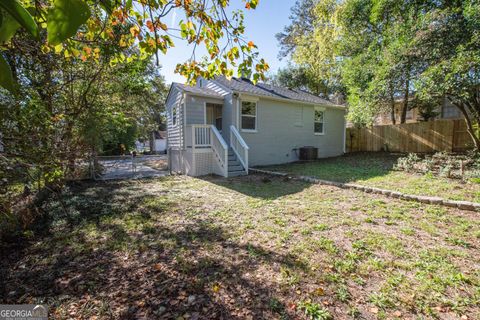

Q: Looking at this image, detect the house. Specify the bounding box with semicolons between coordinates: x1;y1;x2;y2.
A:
165;77;346;177
374;96;463;125
150;130;167;154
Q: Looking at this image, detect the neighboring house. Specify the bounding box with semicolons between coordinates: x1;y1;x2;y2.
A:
150;130;167;154
135;140;148;153
165;77;346;177
374;97;463;125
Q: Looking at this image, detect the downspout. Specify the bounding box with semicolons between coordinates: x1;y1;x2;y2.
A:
235;93;240;129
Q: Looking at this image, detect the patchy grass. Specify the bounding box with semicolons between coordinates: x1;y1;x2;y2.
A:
1;174;479;319
262;152;480;202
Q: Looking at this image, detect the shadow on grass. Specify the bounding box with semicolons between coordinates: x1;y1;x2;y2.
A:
258;152;402;183
199;174;313;200
1;178;306;319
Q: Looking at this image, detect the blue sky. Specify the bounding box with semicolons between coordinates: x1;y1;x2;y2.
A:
159;0;294;84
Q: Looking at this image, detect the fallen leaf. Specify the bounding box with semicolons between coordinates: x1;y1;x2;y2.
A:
314;287;325;296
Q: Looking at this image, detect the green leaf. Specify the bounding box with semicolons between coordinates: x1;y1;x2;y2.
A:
47;0;91;45
0;53;16;93
99;0;113;14
0;0;39;39
0;10;21;43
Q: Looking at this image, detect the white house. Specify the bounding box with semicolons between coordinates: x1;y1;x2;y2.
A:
165;77;346;177
151;130;167;154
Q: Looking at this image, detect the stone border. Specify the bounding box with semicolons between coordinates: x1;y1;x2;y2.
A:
250;168;480;212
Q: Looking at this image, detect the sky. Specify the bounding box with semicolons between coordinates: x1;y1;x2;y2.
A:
159;0;295;84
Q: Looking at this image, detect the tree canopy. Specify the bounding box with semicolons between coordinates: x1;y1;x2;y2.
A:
280;0;480;147
0;0;270;92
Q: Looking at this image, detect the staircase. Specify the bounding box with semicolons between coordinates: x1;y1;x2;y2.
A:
228;148;247;177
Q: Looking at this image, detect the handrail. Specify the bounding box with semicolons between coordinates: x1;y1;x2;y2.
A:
211;126;228;150
230;125;250;150
211;126;229;177
230;125;249;174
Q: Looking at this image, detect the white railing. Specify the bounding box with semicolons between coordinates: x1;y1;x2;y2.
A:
192;125;211;148
191;124;228;177
230;125;249;174
211;126;229;177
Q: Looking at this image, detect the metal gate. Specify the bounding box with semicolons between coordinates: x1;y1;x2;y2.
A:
91;154;169;180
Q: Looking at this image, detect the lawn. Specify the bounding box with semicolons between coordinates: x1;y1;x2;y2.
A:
262;152;480;203
1;175;479;319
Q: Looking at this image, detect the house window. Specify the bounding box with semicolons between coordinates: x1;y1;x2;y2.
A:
241;101;257;131
172;106;177;125
314;108;325;134
442;102;461;119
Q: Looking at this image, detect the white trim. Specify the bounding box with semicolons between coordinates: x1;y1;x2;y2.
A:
203;102;207;125
314;107;325;135
240;100;258;133
236;97;240;129
238;94;259;102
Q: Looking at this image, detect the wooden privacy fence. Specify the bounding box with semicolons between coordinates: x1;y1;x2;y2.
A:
346;119;473;153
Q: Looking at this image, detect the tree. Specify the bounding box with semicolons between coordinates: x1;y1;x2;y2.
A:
271;64;333;97
415;0;480;149
0;0;269;93
276;0;317;59
276;0;343;97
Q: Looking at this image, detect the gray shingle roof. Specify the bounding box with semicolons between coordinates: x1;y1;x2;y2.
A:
173;83;224;98
214;77;336;106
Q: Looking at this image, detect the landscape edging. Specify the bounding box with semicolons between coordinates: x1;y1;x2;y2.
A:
250;168;480;212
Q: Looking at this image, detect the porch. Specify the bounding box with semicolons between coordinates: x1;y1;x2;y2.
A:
184;124;249;177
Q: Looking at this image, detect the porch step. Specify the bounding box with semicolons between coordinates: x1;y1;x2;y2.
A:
228;170;247;177
226;147;247;177
228;159;240;166
228;164;244;172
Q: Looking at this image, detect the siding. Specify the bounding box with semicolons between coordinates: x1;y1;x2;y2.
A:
238;98;346;166
185;96;205;125
166;86;184;149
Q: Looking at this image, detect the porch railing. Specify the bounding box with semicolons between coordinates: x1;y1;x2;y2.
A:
230;125;249;174
192;124;228;177
192;124;212;147
211;126;228;177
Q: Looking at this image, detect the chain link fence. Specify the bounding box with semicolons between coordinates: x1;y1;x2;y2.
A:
90;154;169;180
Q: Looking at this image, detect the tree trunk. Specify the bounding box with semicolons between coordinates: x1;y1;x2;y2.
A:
454;101;480;151
400;77;410;124
389;90;396;125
